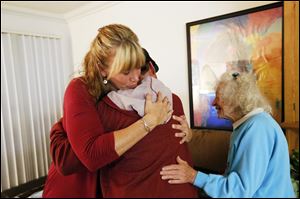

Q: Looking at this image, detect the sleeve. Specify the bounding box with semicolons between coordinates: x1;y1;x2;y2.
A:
63;80;119;172
50;118;86;175
194;123;273;197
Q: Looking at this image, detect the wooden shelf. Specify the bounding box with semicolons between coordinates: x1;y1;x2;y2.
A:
280;121;299;130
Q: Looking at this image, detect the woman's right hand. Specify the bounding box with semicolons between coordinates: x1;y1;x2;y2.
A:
144;91;173;130
160;156;197;184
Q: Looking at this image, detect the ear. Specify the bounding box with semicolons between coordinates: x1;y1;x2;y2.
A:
98;66;108;77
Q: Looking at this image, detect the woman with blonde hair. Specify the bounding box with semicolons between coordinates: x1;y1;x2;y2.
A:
161;71;295;198
43;24;196;197
43;24;172;197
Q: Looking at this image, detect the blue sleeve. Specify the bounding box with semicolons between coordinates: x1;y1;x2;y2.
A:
193;171;208;188
194;122;274;197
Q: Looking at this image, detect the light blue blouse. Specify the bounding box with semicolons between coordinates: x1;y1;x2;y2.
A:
193;112;295;198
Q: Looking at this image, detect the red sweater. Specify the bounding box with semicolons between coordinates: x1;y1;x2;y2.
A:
43;78;197;198
43;78;119;198
99;96;198;198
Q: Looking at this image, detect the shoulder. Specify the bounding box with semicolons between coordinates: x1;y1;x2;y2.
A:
237;112;283;144
64;77;94;104
247;112;281;132
172;93;184;115
172;93;181;103
172;93;183;108
66;77;87;92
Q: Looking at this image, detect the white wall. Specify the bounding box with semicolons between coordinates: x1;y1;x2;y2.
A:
68;1;278;124
1;9;74;86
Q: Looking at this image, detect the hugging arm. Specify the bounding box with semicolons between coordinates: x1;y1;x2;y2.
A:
50;118;86;175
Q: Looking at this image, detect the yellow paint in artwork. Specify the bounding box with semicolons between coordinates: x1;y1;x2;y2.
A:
252;32;282;122
190;25;199;60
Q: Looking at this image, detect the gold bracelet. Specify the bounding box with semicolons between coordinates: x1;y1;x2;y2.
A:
141;118;150;132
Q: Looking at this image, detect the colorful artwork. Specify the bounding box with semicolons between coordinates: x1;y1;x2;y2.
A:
187;2;283;130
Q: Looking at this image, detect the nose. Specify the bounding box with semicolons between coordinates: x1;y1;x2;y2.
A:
130;69;141;82
212;97;217;106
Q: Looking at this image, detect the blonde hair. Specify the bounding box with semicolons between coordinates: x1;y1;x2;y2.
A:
82;24;145;100
217;71;272;118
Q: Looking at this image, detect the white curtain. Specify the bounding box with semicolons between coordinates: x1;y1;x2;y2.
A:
1;32;65;191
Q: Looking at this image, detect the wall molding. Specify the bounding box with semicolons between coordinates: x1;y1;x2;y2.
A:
64;1;122;23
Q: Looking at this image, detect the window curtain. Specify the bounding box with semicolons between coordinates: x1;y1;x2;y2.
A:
1;32;65;191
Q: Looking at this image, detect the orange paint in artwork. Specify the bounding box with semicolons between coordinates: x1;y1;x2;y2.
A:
252;33;282;122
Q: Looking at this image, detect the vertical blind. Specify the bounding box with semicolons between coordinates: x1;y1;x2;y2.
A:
1;32;65;191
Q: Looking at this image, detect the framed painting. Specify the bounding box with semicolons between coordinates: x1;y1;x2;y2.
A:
186;2;283;130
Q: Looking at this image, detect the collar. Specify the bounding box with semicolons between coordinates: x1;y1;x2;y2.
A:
232;108;264;130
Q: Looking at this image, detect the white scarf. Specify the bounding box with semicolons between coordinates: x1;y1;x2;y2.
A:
107;76;173;121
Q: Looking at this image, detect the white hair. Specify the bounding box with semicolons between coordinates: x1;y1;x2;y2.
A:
217;71;272;117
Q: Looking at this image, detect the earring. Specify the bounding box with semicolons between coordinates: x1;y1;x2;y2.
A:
103;78;108;85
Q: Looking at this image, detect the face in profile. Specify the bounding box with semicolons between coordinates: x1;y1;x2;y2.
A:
212;84;228;120
212;86;224;118
109;68;141;90
100;52;143;90
212;84;236;122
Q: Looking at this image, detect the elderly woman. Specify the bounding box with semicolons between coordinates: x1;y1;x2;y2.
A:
160;71;295;198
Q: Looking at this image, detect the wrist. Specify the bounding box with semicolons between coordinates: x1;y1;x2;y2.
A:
191;169;197;184
141;118;151;133
143;114;157;131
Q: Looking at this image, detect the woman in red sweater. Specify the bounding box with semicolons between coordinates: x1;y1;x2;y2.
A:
42;24;173;198
45;56;198;197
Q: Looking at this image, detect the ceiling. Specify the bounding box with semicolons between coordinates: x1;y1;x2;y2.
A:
1;1;118;20
1;1;92;14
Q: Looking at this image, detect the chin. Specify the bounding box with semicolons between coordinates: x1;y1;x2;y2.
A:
217;112;225;119
217;115;224;119
128;84;138;89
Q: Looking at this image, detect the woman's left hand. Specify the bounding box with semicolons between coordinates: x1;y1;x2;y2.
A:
172;115;193;144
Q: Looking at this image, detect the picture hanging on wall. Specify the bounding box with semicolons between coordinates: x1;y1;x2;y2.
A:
186;2;283;130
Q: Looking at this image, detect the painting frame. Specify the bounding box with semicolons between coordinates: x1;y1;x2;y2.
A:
186;2;283;130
